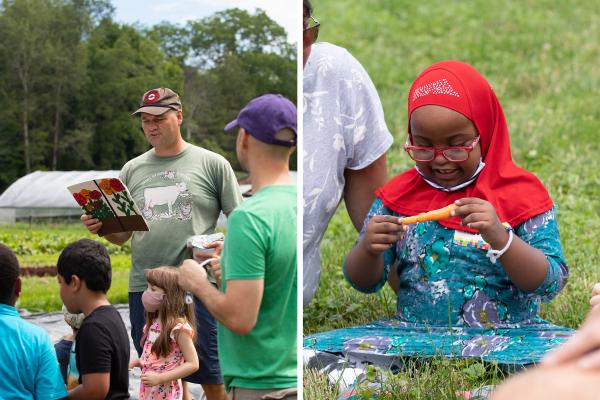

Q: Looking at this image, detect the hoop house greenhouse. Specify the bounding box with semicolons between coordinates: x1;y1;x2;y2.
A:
0;170;297;223
0;171;120;222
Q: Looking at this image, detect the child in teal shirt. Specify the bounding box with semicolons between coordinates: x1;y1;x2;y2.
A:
0;243;67;399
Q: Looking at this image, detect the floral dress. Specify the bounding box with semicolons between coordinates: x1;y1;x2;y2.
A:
304;198;573;368
140;320;194;400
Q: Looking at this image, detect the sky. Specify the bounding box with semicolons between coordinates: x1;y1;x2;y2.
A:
112;0;298;44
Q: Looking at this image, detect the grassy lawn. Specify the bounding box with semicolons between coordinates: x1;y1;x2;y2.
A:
304;0;600;397
0;222;132;312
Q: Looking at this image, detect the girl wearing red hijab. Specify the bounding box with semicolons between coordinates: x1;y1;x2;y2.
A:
304;61;571;369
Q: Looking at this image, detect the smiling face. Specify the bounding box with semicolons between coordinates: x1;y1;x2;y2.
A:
409;105;481;188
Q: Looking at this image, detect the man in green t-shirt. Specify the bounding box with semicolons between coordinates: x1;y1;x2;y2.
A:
179;94;298;400
81;87;242;400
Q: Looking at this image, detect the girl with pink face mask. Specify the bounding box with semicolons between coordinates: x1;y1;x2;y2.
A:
129;267;199;400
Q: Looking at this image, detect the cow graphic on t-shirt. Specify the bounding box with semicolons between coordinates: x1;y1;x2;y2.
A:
142;181;192;221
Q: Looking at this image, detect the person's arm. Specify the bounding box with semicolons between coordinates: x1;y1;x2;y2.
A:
344;155;399;291
80;214;132;245
453;198;550;291
67;373;109;400
344;154;389;231
140;329;199;386
543;296;600;369
492;362;600;400
590;283;600;308
486;230;548;292
344;214;404;290
336;48;394;292
180;208;265;333
178;259;263;335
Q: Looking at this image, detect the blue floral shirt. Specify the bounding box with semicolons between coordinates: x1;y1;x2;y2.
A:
344;198;569;328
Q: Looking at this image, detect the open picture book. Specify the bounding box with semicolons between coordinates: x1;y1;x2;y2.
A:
67;177;149;236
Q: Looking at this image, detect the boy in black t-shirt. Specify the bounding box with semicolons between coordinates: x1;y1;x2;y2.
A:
57;239;130;400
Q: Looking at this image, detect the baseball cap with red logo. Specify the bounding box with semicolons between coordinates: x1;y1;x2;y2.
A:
132;87;182;115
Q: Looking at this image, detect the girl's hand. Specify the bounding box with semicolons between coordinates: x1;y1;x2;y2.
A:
453;198;508;249
361;215;406;256
590;283;600;308
128;359;141;370
141;372;163;387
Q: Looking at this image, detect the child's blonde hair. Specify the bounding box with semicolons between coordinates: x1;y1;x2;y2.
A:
142;266;196;358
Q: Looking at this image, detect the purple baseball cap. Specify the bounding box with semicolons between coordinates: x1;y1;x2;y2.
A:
224;94;297;147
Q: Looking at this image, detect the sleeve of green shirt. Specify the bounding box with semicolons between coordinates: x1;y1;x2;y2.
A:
215;158;243;214
224;210;268;280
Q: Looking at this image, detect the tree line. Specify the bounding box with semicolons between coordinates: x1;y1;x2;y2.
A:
0;0;297;192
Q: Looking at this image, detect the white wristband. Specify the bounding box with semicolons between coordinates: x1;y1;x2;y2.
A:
486;228;513;264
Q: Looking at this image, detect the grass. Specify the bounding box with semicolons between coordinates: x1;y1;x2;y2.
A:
304;0;600;397
2;221;228;313
17;255;131;312
305;358;507;400
0;222;131;256
0;222;132;312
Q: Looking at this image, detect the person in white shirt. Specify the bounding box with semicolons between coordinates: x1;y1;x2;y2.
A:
303;0;394;306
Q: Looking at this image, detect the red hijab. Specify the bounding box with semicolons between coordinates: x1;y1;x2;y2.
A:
376;60;553;232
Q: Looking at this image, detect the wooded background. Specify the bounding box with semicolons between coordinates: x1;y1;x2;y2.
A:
0;0;297;192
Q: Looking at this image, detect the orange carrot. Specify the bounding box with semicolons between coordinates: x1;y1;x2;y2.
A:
402;203;458;225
